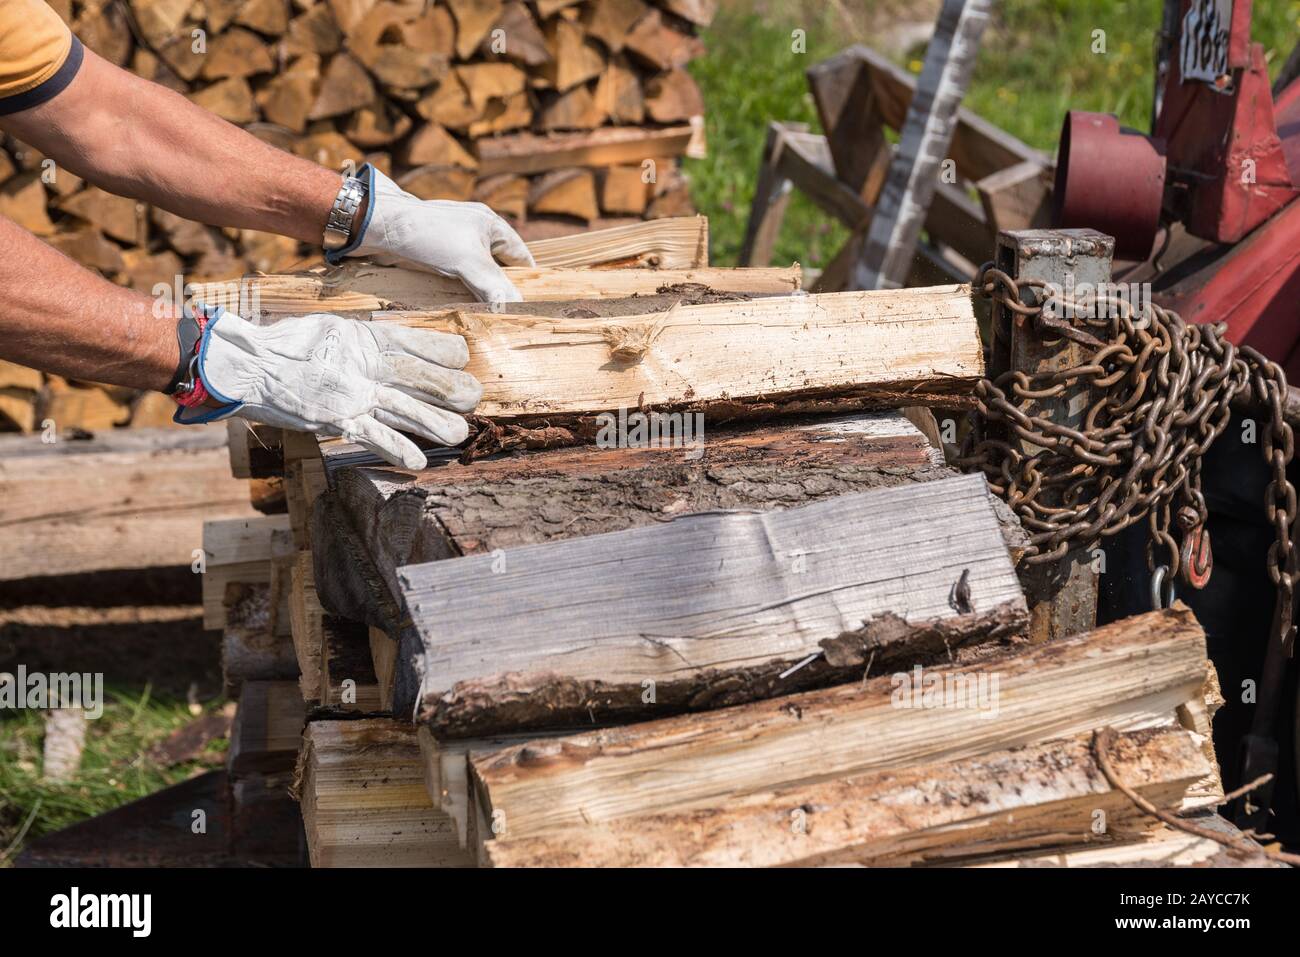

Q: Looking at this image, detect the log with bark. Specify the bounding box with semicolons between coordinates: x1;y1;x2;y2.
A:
467;606;1218;845
398;472;1025;737
483;727;1212;867
309;411;1025;717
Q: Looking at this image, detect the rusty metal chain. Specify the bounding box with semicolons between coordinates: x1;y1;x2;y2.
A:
958;263;1296;651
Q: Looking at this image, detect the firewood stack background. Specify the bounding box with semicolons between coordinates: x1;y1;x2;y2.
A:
0;0;711;433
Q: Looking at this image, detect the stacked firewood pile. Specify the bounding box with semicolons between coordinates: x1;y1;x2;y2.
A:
0;0;711;432
188;221;1283;869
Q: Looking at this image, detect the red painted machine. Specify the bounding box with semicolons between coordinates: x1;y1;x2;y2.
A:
1055;1;1300;837
1055;0;1300;378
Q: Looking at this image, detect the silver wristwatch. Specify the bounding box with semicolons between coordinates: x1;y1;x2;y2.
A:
323;175;368;251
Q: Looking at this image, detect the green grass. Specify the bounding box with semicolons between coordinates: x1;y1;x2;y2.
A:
684;7;848;269
0;687;222;864
689;0;1300;266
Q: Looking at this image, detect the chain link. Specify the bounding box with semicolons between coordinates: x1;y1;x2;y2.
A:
958;264;1296;649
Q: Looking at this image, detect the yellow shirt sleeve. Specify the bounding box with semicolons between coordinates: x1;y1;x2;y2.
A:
0;0;82;114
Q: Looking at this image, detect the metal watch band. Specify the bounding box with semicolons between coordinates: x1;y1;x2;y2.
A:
323;175;367;251
163;308;204;395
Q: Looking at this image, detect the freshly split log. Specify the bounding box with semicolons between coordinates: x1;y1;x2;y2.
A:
513;214;708;268
0;426;255;582
297;719;472;867
384;284;981;422
970;816;1286;869
484;727;1210;867
468;606;1215;839
401;473;1026;737
528;168;600;221
192;262;800;320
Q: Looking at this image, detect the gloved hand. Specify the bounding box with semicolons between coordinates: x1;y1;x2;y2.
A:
330;164;534;304
183;308;481;470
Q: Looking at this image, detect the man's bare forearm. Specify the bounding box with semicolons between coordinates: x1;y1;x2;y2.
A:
0;47;341;244
0;215;177;391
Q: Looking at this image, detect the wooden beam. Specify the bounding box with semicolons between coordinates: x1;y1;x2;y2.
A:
806;45;890;193
468;606;1213;839
0;425;256;581
483;727;1210;867
402;473;1026;737
851;0;994;290
192;263;801;320
741;127;989;275
737;121;798;267
297;719;472;867
977;159;1054;236
842;44;1049;182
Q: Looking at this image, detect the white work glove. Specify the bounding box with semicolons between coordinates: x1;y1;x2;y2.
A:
184;307;481;470
329;164;534;304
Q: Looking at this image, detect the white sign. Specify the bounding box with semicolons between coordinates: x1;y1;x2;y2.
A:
1180;0;1232;85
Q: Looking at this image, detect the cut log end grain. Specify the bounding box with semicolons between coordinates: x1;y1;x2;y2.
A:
528;167;599;221
447;0;505;60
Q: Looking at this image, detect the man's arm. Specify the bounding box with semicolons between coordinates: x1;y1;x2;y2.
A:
1;47;338;244
0;46;534;300
0;214;176;391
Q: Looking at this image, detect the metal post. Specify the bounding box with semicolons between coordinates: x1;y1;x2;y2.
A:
993;228;1113;641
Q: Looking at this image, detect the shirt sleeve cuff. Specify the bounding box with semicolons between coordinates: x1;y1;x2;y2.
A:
0;36;84;116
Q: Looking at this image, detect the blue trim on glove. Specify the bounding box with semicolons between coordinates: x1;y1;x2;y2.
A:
173;303;245;425
324;163;377;265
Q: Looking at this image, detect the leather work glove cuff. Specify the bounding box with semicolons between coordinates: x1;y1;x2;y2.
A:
162;304;206;395
171;302;244;426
